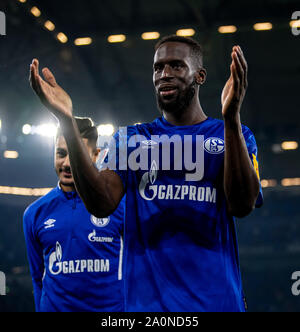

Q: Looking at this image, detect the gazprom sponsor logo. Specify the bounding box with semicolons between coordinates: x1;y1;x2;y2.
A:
139;160;217;203
139;160;158;201
48;241;110;275
88;230;114;243
204;137;225;154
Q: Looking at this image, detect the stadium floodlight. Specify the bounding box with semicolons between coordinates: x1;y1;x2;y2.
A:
290;20;300;29
74;37;93;46
22;124;32;135
281;178;300;187
4;150;19;159
44;20;55;31
107;34;126;43
253;22;273;31
57;32;68;44
281;141;298;151
97;124;115;137
0;186;52;196
141;32;160;40
34;124;58;137
218;25;237;34
176;29;195;37
261;179;277;188
24;123;57;137
30;6;41;17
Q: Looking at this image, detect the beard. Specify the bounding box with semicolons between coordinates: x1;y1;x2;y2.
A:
156;79;197;114
59;180;75;187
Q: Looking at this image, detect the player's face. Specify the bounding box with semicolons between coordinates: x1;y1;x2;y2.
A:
55;135;99;192
153;42;197;113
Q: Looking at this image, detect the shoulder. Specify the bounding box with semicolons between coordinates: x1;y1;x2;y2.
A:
241;124;256;141
208;118;256;139
115;119;159;139
23;187;59;223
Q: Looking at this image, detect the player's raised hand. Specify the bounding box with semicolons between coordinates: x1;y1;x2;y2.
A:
29;59;73;120
221;46;248;121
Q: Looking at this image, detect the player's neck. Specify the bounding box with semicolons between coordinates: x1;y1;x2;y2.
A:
163;98;207;127
59;182;76;193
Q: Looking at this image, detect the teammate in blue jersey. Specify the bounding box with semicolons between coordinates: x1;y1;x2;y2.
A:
29;35;263;312
23;117;125;312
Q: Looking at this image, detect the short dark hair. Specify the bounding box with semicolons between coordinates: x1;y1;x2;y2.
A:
155;35;204;69
56;117;98;149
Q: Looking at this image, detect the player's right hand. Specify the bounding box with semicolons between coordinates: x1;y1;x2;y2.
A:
29;59;73;120
221;46;248;121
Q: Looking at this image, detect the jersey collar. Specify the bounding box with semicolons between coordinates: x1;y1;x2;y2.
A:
57;182;80;201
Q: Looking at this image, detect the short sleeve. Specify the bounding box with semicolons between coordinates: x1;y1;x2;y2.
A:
242;126;263;208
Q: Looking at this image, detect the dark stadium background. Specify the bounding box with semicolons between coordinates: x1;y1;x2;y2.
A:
0;0;299;312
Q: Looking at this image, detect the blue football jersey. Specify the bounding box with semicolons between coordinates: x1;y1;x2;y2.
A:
104;116;263;312
23;185;125;312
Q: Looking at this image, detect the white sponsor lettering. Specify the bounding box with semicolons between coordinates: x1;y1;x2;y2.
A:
142;184;216;203
139;160;216;203
48;241;110;275
88;230;114;243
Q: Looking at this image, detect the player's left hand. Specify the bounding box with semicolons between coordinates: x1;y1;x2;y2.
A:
221;46;248;120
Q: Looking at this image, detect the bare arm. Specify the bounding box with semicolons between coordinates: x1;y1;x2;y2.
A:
58;117;125;217
29;59;124;217
221;46;260;218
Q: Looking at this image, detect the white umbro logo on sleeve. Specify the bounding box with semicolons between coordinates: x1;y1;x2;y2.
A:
44;219;56;229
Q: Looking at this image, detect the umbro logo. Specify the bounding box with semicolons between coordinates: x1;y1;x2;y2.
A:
44;219;56;229
142;140;158;149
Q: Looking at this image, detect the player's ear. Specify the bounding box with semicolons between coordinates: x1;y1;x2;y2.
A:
195;68;207;86
93;148;101;163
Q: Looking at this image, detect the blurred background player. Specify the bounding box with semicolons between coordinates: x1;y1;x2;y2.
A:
23;117;125;312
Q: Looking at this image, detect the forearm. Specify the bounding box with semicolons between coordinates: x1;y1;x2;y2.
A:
224;114;259;217
59;116;123;217
29;60;124;215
